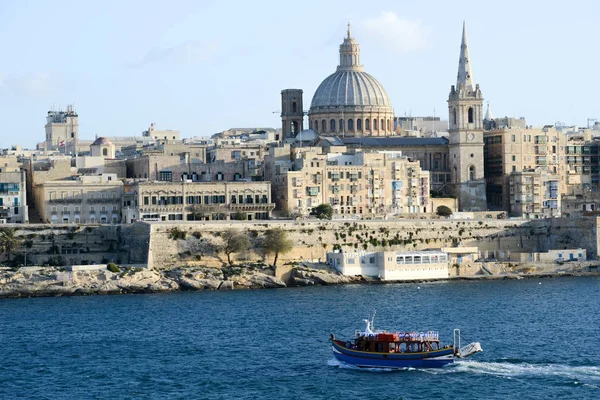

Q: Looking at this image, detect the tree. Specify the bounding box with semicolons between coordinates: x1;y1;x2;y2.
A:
220;229;250;266
232;211;247;221
436;205;453;217
0;228;22;263
262;228;293;268
311;204;333;220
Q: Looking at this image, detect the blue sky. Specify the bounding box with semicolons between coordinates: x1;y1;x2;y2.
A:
0;0;598;148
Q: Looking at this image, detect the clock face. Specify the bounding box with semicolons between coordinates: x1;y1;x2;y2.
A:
467;132;475;142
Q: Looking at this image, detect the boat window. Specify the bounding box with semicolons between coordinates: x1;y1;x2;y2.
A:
431;255;438;263
440;255;447;262
396;256;404;264
422;256;429;263
405;257;413;264
414;256;421;264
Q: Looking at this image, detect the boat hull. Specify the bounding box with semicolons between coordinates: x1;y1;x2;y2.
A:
332;340;455;369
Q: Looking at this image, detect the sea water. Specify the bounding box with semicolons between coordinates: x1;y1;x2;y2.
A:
1;277;599;399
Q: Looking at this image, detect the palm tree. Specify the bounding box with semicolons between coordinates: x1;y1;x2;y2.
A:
0;228;22;263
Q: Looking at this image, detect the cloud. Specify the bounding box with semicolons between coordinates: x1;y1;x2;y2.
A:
361;12;431;53
132;40;218;67
0;72;59;96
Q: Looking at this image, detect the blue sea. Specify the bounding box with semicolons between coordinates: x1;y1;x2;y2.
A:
1;277;599;399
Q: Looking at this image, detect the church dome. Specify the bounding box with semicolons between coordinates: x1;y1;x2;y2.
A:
92;137;113;146
310;70;391;110
307;24;394;137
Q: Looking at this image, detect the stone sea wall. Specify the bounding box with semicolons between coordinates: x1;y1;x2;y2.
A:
147;217;599;269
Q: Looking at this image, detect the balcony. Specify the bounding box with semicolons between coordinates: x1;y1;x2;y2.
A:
229;203;275;212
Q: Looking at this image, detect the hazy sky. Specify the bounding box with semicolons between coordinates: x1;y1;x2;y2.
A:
0;0;598;148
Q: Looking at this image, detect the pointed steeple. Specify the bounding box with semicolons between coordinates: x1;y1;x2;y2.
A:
347;22;352;39
456;21;474;91
484;102;493;121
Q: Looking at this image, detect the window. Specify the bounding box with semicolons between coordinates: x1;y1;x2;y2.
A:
512;135;516;143
357;119;362;130
453;108;457;126
365;119;370;130
468;107;474;123
102;148;108;156
512;155;516;162
469;166;475;181
339;119;344;132
159;171;172;182
292;102;297;113
348;119;354;131
330;119;335;132
321;120;326;132
373;119;378;130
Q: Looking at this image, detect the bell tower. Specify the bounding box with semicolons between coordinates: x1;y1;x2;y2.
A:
281;89;304;139
447;22;486;211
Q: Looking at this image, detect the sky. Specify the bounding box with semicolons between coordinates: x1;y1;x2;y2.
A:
0;0;599;148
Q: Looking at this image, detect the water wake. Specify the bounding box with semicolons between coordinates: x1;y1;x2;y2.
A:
438;359;600;384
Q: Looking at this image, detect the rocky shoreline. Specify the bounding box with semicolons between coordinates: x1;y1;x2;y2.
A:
0;264;598;299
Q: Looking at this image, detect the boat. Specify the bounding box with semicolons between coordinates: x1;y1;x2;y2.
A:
330;316;482;369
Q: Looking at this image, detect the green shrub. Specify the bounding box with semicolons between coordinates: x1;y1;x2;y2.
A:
107;263;120;273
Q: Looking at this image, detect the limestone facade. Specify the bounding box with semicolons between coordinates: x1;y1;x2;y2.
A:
267;146;429;217
508;169;560;218
33;174;123;224
128;181;274;222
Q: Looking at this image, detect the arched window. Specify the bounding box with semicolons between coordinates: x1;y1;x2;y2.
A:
102;148;108;156
373;119;378;130
330;119;336;132
357;119;362;131
387;119;391;131
292;102;297;113
453;108;457;126
339;119;344;132
365;119;370;130
314;120;319;131
469;165;475;181
468;107;474;123
381;119;385;131
348;119;354;131
321;119;326;132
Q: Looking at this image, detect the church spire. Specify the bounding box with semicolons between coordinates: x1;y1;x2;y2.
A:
456;21;474;91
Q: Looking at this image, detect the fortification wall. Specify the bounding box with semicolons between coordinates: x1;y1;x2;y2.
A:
146;217;598;269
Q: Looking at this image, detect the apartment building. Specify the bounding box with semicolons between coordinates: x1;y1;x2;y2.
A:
0;170;28;223
33;174;123;224
508;170;560;218
267;146;429;218
127;181;274;222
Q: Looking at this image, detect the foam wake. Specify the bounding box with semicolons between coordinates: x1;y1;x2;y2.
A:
438;360;600;383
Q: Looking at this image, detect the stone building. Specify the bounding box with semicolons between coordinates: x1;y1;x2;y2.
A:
280;23;485;212
33;173;123;224
43;106;79;154
508;169;560;218
0;170;28;223
126;155;250;182
90;137;116;159
266;145;429;218
307;24;394;137
447;22;486;211
124;181;274;222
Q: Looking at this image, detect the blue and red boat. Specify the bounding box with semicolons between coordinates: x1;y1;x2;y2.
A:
331;317;482;369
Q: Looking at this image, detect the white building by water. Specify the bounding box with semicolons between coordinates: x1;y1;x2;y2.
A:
327;250;449;281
